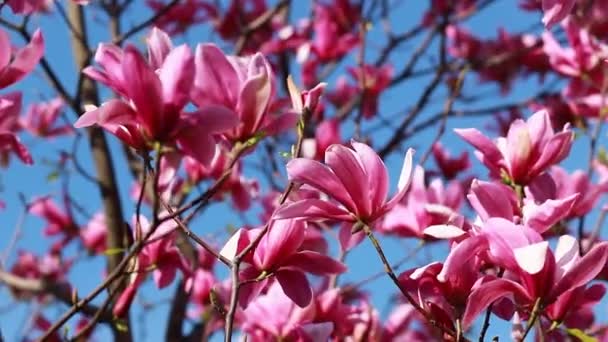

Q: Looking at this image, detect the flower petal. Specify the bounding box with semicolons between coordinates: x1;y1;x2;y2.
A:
276;269;312;308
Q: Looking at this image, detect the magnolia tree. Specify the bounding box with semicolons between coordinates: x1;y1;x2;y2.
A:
0;0;607;341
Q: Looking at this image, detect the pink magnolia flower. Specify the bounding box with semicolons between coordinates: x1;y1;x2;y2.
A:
191;44;296;143
0;92;22;132
380;165;464;239
309;0;360;62
462;235;608;330
542;0;576;28
75;28;237;166
220;219;346;308
9;250;71;300
287;79;326;116
114;214;190;317
0;28;44;89
455;109;573;184
467;178;578;233
5;0;51;15
21;98;73;138
29;196;78;252
240;281;334;342
428;217;544;282
147;0;216;36
430;142;470;180
275;141;415;227
542;21;608;97
526;167;608;219
398;261;481;334
79;212;107;254
0;92;32;165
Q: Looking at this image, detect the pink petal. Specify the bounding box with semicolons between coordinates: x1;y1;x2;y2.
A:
462;279;530;330
285;250;347;275
286;158;356;211
552;242;608;298
192;43;239;108
437;235;487;282
0;132;33;164
153;263;177;289
177;128;216;166
351;140;389;211
532;130;573;175
0;29;44;89
0;29;11;69
468;180;516;221
255;219;306;270
514;241;549;274
188;105;239;133
423;224;466;239
236;53;273;136
554;235;579;276
122;46;163;136
219;228;251;261
454;128;502;164
146;27;173;69
338;223;365;252
325;144;370;216
523;194;578;233
276;269;312;308
159;44;194;111
385;148;415;209
273;199;352;221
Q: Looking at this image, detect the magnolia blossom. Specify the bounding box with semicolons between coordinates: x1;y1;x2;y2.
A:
29;196;78;252
191;44;296;142
542;21;608;97
240;281;334;342
462;235;608;329
0;28;44;89
220;219;346;308
275;141;414;227
114;214;189;317
380;165;464;239
21;98;73;138
0;92;32;165
456;109;572;184
75;28;237;166
431;142;470;180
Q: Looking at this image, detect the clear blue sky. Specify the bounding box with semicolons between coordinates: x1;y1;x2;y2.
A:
0;1;604;341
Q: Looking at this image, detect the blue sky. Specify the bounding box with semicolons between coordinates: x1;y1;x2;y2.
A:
0;0;604;341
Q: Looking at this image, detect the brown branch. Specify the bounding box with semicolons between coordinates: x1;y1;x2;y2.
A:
64;2;132;340
0;270;111;322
